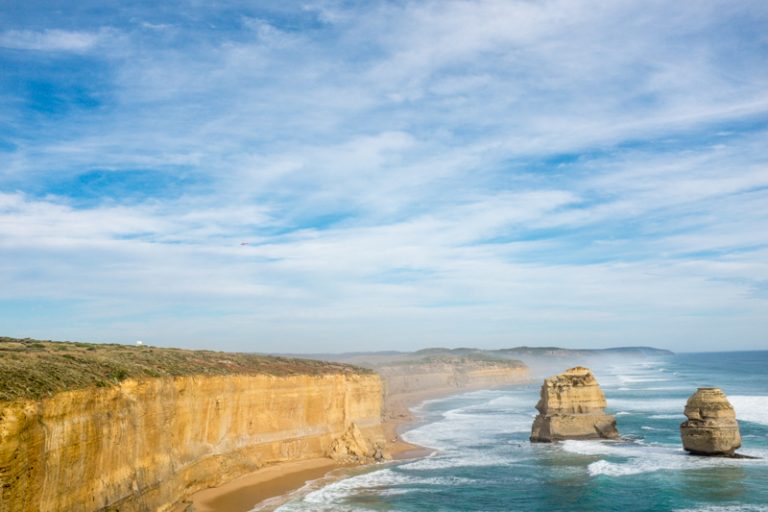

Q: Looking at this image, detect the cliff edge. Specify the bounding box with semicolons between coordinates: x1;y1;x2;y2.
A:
0;338;385;512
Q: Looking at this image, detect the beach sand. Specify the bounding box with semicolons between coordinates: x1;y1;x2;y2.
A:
176;458;341;512
177;387;482;512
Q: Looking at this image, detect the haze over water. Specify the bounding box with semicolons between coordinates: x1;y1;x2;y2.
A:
274;351;768;511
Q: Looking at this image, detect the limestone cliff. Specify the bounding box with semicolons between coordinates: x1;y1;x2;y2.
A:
381;361;528;396
0;372;384;512
376;358;529;419
680;387;741;456
530;366;618;442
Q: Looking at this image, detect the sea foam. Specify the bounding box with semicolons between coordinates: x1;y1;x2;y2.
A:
608;398;685;413
729;395;768;426
403;389;534;450
276;467;477;512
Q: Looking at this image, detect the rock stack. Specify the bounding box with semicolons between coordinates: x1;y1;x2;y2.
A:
530;366;619;442
680;387;741;456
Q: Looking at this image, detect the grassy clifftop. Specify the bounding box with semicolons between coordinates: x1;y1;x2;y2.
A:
0;337;373;402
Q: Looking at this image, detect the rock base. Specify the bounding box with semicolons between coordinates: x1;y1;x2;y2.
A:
531;413;618;442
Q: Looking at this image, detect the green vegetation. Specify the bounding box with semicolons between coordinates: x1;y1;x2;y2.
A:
0;337;373;402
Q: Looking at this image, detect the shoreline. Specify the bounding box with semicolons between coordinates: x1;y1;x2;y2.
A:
176;458;342;512
179;383;518;512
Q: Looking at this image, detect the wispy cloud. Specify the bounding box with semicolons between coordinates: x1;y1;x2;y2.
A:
0;1;767;351
0;29;104;52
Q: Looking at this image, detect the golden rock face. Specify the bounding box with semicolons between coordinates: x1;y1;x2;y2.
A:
328;421;390;463
0;373;383;512
680;387;741;456
530;366;619;442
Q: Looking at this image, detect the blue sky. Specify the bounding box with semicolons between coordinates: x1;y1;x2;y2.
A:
1;1;767;353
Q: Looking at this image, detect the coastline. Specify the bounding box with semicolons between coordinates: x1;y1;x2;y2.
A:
179;382;523;512
176;458;342;512
178;413;430;512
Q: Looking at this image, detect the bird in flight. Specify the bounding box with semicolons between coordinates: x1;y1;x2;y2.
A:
240;242;250;246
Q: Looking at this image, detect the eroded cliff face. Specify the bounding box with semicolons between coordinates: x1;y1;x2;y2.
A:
381;363;528;397
0;373;383;512
530;366;618;442
378;360;529;420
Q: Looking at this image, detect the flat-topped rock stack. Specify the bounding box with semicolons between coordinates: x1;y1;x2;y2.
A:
530;366;619;442
680;387;741;456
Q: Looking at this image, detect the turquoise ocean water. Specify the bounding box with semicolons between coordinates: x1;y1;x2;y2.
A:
272;351;768;511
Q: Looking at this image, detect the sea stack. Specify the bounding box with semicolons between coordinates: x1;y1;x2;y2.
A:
680;387;741;456
530;366;619;442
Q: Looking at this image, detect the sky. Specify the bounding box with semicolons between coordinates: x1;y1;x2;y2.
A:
1;1;767;353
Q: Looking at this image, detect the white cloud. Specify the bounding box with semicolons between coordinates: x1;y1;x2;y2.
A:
2;1;768;351
0;29;103;52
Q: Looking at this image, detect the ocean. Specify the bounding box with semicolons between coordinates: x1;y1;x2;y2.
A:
271;351;768;512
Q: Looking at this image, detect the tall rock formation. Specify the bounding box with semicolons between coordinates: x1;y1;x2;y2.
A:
530;366;619;442
680;387;741;456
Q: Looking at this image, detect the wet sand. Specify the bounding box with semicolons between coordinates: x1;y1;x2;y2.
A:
178;458;341;512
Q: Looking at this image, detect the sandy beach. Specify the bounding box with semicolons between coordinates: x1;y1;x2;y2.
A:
176;458;341;512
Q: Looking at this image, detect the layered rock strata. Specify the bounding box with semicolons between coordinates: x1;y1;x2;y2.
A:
0;373;384;512
377;359;529;420
379;360;529;403
530;366;619;442
680;387;741;456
